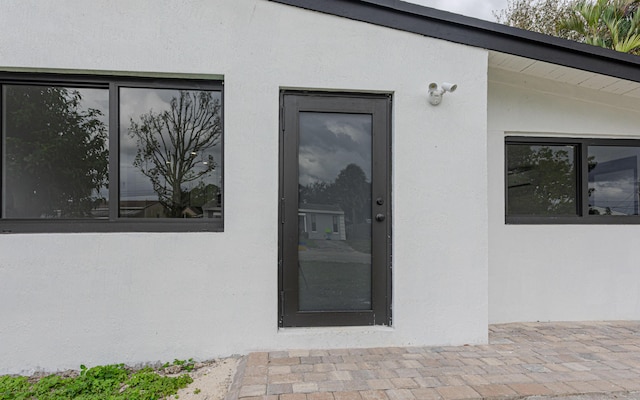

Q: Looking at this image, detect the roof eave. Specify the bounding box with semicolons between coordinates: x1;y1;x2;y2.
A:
268;0;640;83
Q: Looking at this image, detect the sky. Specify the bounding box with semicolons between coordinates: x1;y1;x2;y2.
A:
404;0;510;22
299;113;372;186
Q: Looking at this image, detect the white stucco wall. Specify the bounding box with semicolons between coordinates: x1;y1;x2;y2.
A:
488;68;640;324
0;0;489;374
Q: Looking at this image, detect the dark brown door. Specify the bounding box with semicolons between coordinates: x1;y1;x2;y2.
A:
279;92;391;327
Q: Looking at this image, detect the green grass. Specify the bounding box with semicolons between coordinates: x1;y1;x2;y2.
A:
0;361;193;400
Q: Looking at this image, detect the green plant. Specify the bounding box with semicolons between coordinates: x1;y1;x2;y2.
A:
0;362;193;400
0;375;30;399
163;359;196;373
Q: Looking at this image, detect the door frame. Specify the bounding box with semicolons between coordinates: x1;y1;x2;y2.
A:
278;90;392;327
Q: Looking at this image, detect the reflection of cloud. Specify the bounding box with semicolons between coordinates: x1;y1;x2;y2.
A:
120;88;177;162
120;88;170;126
299;113;372;186
591;173;637;214
593;181;630;200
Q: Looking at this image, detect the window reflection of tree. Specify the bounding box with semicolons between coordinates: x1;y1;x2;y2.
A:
4;86;108;219
507;144;577;215
299;163;371;237
128;90;221;218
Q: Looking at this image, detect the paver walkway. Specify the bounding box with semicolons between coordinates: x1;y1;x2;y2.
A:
226;321;640;399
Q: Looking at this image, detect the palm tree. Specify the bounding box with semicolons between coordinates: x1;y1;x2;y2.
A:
559;0;640;54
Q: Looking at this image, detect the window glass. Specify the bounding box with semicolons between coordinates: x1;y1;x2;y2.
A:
3;85;109;219
588;146;640;216
119;88;222;219
0;75;223;232
506;144;577;216
296;111;373;312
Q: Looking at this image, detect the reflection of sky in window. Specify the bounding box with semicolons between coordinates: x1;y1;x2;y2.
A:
589;146;640;215
119;88;222;200
76;88;109;124
298;112;371;186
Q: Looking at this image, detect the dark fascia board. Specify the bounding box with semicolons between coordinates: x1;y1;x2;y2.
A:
268;0;640;84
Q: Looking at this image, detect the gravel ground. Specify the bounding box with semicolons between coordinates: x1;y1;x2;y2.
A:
167;357;240;400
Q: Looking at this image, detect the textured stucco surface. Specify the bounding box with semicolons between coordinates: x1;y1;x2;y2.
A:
0;0;488;374
488;68;640;324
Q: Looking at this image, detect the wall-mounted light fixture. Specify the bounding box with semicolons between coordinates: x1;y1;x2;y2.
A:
428;82;457;106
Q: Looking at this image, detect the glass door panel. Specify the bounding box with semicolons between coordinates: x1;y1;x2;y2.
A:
297;112;373;311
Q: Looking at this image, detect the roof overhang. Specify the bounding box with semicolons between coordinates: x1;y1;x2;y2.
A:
268;0;640;84
489;51;640;99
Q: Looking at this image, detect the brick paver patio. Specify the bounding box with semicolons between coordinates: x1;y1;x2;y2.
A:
226;321;640;399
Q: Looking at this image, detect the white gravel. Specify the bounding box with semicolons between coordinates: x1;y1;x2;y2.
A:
167;357;240;400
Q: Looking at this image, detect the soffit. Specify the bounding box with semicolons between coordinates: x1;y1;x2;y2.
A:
489;51;640;99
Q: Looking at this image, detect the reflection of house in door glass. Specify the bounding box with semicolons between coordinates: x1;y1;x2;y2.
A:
298;204;346;240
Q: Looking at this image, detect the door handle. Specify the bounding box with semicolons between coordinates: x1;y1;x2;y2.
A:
375;213;385;222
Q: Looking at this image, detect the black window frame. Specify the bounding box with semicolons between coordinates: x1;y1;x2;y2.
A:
0;71;224;233
506;136;640;224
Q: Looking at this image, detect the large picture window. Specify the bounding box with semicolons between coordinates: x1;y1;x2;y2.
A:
0;73;223;232
506;137;640;223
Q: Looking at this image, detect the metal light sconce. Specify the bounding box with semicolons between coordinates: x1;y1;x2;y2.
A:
428;82;457;106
